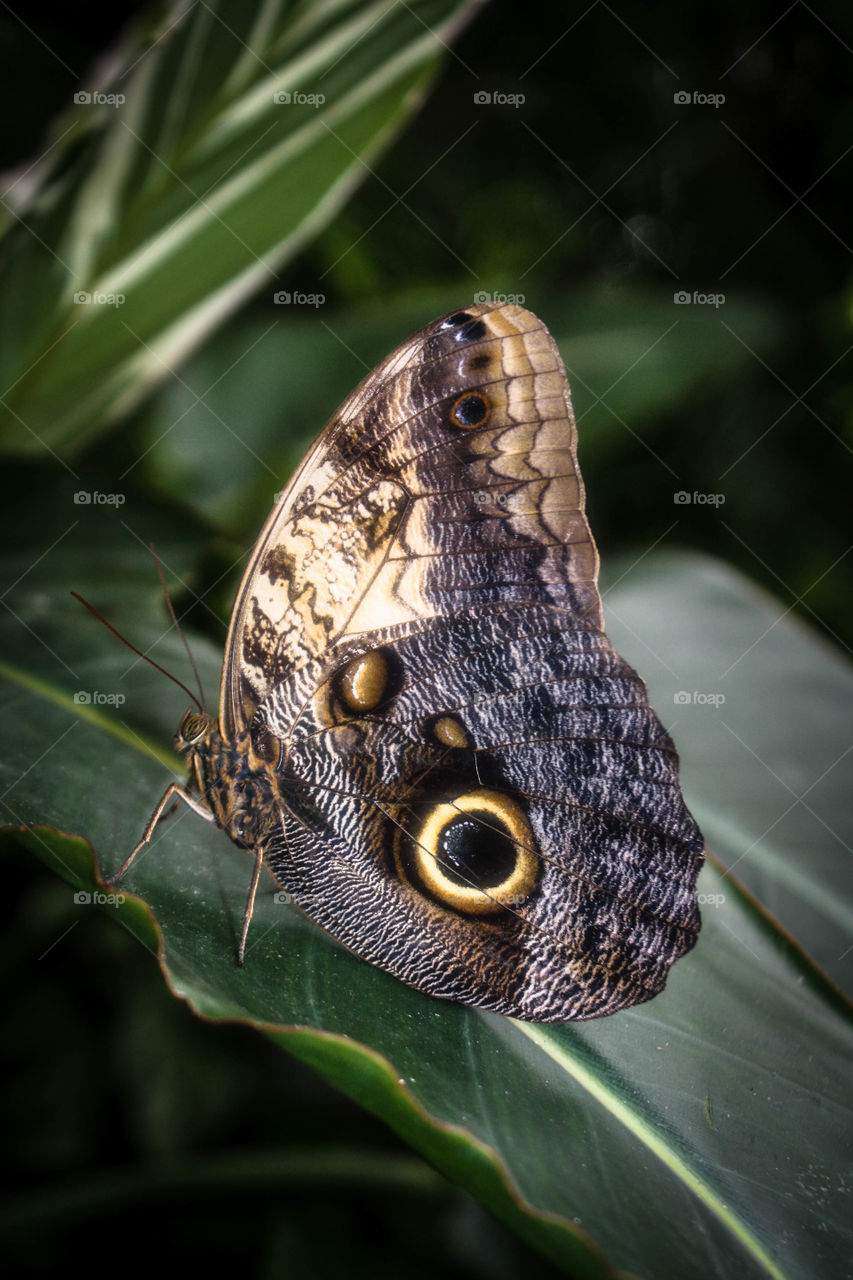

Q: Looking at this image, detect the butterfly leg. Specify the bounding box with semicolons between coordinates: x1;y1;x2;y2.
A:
105;783;214;885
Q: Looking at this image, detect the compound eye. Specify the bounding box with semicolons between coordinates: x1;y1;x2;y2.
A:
176;711;211;749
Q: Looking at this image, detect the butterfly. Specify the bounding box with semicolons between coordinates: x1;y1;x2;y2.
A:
113;303;704;1022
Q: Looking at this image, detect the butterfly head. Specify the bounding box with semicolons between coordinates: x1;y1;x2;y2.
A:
175;709;215;754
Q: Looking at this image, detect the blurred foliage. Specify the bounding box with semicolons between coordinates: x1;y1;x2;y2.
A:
1;0;851;1277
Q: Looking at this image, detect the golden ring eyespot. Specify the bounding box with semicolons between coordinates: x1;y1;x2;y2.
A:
399;787;539;916
450;391;490;429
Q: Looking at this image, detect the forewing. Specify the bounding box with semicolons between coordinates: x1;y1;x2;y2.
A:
220;304;601;738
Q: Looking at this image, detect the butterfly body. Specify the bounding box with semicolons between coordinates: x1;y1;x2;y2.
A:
131;303;704;1022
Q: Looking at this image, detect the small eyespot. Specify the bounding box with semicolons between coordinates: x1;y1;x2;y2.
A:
428;715;469;749
397;788;539;916
450;392;490;429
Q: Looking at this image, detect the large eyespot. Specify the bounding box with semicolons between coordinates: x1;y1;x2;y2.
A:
336;648;395;714
398;788;539;916
317;647;402;727
450;391;490;429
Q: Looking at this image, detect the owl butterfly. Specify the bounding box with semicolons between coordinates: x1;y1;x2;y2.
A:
116;303;704;1022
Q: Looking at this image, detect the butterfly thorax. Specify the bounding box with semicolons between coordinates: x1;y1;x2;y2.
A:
175;709;277;850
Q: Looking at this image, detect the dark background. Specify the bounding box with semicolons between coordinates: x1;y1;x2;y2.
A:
2;1;850;1276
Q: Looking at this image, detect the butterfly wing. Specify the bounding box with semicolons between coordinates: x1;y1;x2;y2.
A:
232;304;703;1021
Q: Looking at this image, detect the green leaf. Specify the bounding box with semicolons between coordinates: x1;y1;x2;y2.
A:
2;462;850;1279
0;0;482;453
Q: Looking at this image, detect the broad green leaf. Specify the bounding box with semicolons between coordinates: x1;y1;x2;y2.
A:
2;463;850;1279
0;0;482;453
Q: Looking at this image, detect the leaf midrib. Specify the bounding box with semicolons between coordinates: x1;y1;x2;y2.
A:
517;1021;787;1280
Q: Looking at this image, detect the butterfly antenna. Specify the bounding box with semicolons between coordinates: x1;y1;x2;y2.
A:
71;591;204;714
149;544;206;714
